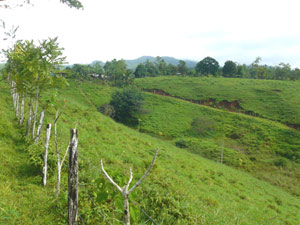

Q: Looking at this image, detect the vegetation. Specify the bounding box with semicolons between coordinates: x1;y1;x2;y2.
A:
109;87;144;125
135;76;300;125
1;79;300;224
196;56;220;76
0;0;83;9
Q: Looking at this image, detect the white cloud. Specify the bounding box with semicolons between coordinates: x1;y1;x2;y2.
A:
1;0;300;67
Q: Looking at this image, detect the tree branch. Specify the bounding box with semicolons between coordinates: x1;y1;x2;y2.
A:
128;149;158;194
60;144;70;168
100;159;123;193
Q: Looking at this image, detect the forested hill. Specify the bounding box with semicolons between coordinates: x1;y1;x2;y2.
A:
91;56;197;70
125;56;197;69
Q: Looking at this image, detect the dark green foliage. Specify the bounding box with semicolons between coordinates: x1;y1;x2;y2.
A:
60;0;83;9
177;60;188;75
98;104;115;118
222;60;237;77
104;59;134;86
110;87;144;125
196;56;220;76
134;63;146;78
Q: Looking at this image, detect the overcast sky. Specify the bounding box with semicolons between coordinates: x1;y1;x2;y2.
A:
1;0;300;67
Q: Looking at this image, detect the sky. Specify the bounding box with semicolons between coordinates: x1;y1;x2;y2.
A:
1;0;300;67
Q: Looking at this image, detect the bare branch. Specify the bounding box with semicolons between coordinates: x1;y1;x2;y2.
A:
61;144;70;168
126;168;133;189
100;159;122;193
128;149;158;194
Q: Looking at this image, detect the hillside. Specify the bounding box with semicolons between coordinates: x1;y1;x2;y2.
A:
135;76;300;126
78;80;300;197
1;79;300;224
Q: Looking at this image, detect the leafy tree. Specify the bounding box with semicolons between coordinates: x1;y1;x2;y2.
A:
196;57;219;76
250;57;267;79
144;60;158;77
0;0;83;9
104;59;133;86
91;61;104;75
177;60;188;75
222;60;237;77
167;63;178;75
155;56;167;75
134;64;146;78
109;87;144;125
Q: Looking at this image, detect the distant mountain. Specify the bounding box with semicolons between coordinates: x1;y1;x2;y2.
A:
125;56;197;70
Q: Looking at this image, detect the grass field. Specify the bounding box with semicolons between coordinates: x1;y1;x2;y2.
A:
78;80;300;197
1;79;300;224
135;76;300;126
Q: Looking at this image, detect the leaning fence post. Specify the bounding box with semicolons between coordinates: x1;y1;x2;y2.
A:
68;128;79;225
43;123;51;187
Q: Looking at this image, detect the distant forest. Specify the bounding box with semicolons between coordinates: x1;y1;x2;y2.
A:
60;56;300;86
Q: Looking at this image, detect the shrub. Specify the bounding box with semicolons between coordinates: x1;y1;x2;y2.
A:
98;104;115;118
109;87;144;125
273;158;288;168
191;115;217;136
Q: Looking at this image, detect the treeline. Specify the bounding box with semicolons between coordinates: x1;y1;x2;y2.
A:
66;56;300;84
135;56;300;80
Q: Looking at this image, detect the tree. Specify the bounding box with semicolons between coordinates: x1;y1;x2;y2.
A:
109;87;144;125
91;61;104;75
134;64;146;78
222;60;237;77
104;59;133;86
177;60;188;75
196;56;219;76
155;56;167;75
144;60;158;77
0;0;83;9
250;57;267;79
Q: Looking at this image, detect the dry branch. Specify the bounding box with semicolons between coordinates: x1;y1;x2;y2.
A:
100;148;158;225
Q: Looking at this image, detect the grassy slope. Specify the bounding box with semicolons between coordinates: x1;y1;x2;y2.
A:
0;83;59;224
139;93;300;196
1;80;300;224
79;80;300;197
135;76;300;125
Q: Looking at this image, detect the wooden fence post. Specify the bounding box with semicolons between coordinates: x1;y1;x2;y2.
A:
68;128;78;225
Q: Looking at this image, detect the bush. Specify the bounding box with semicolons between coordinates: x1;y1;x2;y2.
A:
191;115;217;136
273;158;288;168
110;87;144;125
98;104;115;118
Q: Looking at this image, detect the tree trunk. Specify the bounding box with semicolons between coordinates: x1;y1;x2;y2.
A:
56;164;61;196
32;86;39;139
34;110;45;143
26;97;33;137
68;128;78;225
19;94;25;125
15;93;19;118
43;124;51;187
124;193;130;225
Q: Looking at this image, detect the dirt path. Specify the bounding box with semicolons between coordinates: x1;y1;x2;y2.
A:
77;84;97;109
